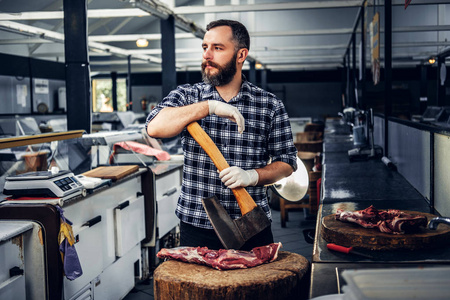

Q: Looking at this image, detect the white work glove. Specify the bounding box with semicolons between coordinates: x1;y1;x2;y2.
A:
219;166;259;189
208;100;245;134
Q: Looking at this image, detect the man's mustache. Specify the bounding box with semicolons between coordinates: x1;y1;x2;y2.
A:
202;61;220;69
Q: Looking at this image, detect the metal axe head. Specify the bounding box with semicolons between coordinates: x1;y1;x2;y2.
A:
202;196;246;250
202;196;271;250
233;205;271;241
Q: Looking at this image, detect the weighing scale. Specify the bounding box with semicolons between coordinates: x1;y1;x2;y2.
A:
3;170;86;198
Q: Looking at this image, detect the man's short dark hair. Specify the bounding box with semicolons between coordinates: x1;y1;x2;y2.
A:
206;19;250;51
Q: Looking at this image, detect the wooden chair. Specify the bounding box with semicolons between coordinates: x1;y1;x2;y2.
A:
278;193;309;228
295;140;323;153
295;130;323;153
295;131;323;143
278;168;322;227
278;126;323;227
304;122;325;133
297;151;318;173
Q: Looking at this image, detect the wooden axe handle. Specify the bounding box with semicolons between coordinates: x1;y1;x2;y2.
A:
187;121;257;215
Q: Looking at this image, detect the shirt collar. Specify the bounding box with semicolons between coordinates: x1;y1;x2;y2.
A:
201;75;252;102
201;83;216;100
239;75;253;102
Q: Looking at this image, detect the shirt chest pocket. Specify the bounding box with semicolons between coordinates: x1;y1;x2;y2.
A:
244;120;267;150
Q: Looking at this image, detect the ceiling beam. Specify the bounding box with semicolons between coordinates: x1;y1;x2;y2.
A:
0;9;151;21
1;0;447;74
88;33;194;42
173;1;363;14
391;0;450;4
84;24;450;43
173;0;450;15
1;0;447;21
127;0;207;38
0;20;168;65
3;38;448;58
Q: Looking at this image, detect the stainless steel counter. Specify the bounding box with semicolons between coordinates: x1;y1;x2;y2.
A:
309;119;450;299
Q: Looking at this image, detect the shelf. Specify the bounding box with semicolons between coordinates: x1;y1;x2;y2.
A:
0;130;85;149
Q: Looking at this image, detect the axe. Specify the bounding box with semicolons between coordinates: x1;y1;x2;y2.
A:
186;122;271;250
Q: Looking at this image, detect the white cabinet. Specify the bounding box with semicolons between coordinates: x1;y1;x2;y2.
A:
0;221;46;300
157;187;180;238
115;195;145;257
63;214;105;299
0;222;30;300
63;174;145;300
155;167;181;239
0;276;26;300
93;244;141;300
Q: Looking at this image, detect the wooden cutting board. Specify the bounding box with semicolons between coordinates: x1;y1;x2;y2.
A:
83;165;139;181
321;211;450;250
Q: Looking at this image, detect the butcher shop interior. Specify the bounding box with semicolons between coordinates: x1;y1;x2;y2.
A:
1;0;450;299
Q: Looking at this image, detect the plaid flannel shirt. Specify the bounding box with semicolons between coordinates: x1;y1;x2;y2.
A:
146;78;297;229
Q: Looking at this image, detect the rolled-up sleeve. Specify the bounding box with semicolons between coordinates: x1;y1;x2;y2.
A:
145;85;194;133
268;102;298;172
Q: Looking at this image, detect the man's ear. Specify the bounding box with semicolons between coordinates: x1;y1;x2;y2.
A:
237;48;248;64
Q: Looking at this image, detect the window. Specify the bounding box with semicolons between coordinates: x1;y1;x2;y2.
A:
92;78;127;112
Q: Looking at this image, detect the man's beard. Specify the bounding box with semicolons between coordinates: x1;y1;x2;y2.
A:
201;52;238;86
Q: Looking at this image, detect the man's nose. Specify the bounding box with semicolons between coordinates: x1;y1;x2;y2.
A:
203;47;212;60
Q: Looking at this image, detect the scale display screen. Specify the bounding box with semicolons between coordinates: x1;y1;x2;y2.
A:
53;176;79;192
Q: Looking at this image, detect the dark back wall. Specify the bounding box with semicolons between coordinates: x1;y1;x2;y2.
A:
128;68;443;121
129;69;344;120
268;82;342;120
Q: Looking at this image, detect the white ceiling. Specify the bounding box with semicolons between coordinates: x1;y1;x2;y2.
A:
0;0;449;75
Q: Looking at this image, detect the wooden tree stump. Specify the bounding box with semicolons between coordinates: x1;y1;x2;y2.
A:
154;251;310;300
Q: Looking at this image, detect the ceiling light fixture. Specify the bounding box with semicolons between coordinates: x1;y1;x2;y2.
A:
136;38;149;48
255;62;263;69
428;57;436;64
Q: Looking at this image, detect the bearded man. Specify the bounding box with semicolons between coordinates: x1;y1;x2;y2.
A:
146;19;297;250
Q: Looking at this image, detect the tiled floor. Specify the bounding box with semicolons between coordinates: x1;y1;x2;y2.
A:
124;208;316;300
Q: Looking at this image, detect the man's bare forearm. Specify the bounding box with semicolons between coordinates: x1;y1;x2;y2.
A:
147;102;209;138
255;161;294;186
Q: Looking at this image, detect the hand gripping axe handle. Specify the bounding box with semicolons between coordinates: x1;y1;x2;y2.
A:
186;121;270;249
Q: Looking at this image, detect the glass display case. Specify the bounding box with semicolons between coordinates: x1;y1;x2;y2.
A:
0;126;181;192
